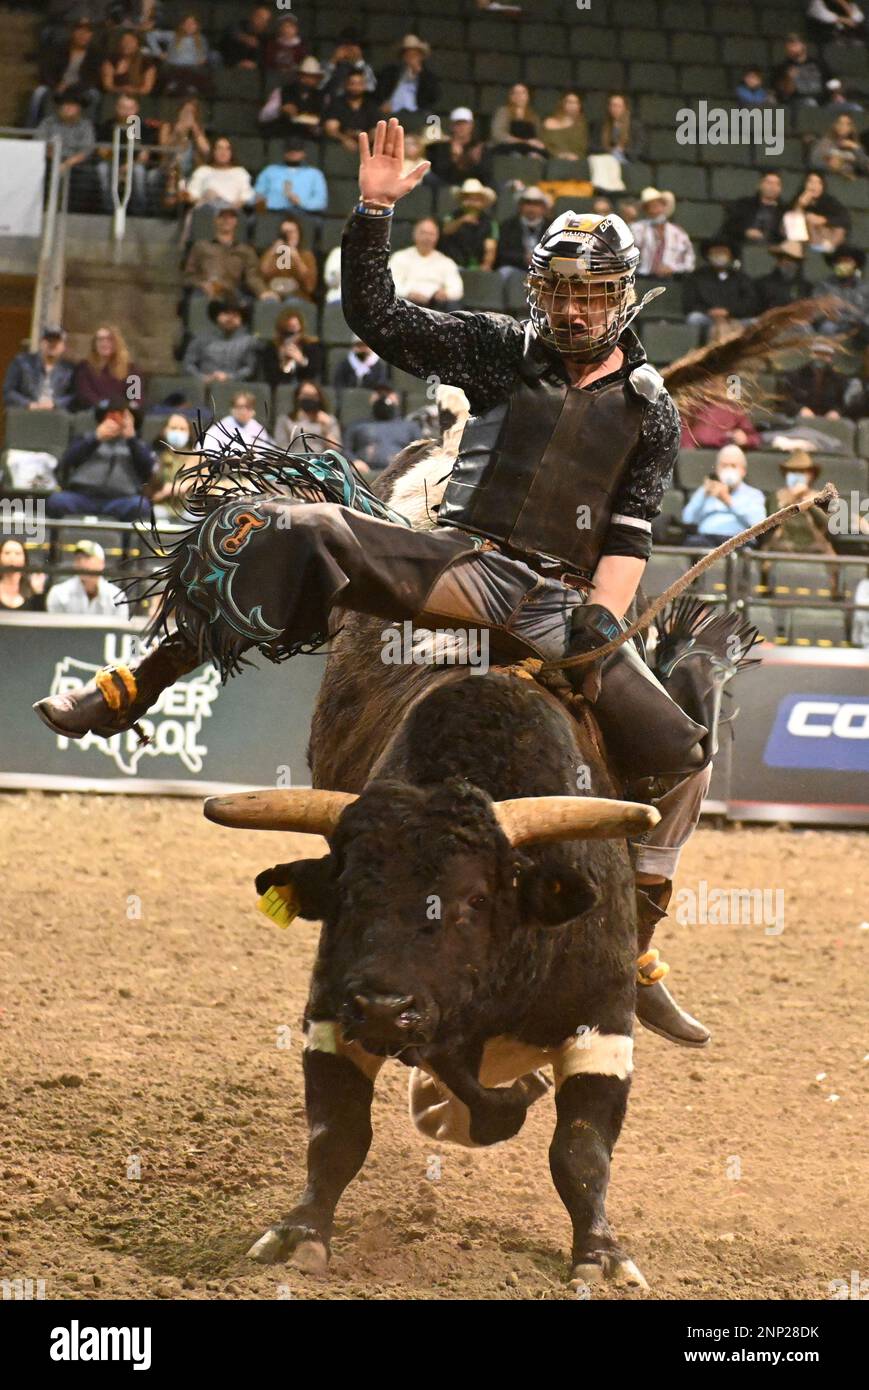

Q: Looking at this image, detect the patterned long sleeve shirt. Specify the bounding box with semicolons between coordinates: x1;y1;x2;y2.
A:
341;211;680;561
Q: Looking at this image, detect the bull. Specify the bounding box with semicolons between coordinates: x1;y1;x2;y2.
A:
203;433;664;1291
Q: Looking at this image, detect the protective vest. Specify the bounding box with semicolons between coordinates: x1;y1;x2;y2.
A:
437;328;662;578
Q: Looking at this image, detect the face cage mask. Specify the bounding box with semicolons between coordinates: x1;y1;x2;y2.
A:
526;269;636;362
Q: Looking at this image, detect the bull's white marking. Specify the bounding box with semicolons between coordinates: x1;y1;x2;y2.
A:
408;1031;633;1146
305;1020;338;1053
386;386;470;531
555;1028;633;1083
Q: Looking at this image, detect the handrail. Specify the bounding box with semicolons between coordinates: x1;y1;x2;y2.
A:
25;133;65;349
110;123;136;253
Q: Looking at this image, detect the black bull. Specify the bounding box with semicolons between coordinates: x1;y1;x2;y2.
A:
205;447;654;1290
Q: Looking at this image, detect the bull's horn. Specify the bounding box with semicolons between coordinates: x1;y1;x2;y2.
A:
493;796;660;846
204;788;357;834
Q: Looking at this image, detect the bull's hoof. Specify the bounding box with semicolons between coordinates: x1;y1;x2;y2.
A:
569;1252;648;1293
247;1225;329;1273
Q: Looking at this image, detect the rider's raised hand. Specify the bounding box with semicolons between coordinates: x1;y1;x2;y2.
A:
358;118;431;207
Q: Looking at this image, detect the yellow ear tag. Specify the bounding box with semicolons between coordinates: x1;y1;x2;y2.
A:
257;884;300;928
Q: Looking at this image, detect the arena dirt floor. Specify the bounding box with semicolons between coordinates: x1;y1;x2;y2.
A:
1;790;866;1302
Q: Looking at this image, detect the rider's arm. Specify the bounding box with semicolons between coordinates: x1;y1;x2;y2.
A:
589;555;647;621
341;210;524;414
601;389;681;566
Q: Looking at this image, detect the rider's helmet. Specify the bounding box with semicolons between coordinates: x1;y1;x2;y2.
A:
526;211;642;362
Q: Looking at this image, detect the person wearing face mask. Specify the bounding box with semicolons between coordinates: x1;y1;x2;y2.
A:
332;339;389;392
631;188;694;279
814;245;869;345
273;383;341;450
260;308;323;386
758;451;847;596
150;413;199;520
253;138;328;214
344;387;423;472
779;338;847;418
754;242;812;312
681;446;766;547
683;239;758;341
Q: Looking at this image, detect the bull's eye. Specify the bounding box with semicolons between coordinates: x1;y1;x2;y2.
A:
469;894;488;911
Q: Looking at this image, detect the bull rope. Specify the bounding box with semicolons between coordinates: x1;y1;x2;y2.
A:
542;482;840;674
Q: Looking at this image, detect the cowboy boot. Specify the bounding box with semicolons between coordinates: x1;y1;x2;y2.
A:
635;880;710;1047
33;633;200;741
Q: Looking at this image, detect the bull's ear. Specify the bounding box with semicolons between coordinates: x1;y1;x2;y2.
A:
517;863;599;928
254;855;338;921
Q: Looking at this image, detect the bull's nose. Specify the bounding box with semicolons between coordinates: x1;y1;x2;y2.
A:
352;992;417;1028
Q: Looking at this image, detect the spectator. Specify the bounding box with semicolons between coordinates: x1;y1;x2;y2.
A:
183;207;269;305
826;77;865;112
95;93;159;214
35;89;96;208
632;187;695;278
220;3;272;70
332;340;390;393
258;56;326;138
259;307;323;387
684;239;758;338
253;138;328;213
681;446;767;546
785;170;851;251
320;29;377;101
28;16;101;125
202;389;275;456
322;70;381;152
495;186;552;279
263;14;307;78
439;179;498;270
618;197;641;224
594;92;646;162
183;297;259;383
780;337;848;416
758;452;842;594
74;324;137;409
852;573;869;647
160;12;213;97
755;241;813;311
149;413;197;520
274;382;341;450
735;67;774;106
158;97;210;205
427;107;493;186
180;136;254;211
4;326;75;411
345;387;422;473
376;34;440;115
680;400;760;450
489;82;545;159
323;245;342;303
389;217;464;308
541;91;589;162
100;28;156;97
258;214;318;302
721;172;786;245
46;538;130;618
0;538;47;612
810;113;869;177
814;244;869;342
772;33;829;107
806;0;867;42
46;403;155;523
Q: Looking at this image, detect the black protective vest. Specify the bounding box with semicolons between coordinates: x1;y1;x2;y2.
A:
438;330;656;577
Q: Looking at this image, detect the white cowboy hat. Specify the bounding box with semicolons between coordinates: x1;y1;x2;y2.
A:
518;185;553;209
454;178;497;208
640;186;676;218
396;33;431;57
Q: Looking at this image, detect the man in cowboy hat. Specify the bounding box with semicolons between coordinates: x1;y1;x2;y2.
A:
259;55;327;139
376;35;440;115
35;120;757;1050
755;240;811;311
495;185;553;281
182;296;259;384
779;337;847;419
684;236;758;339
815;244;869;345
439;178;499;270
632;187;695;278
